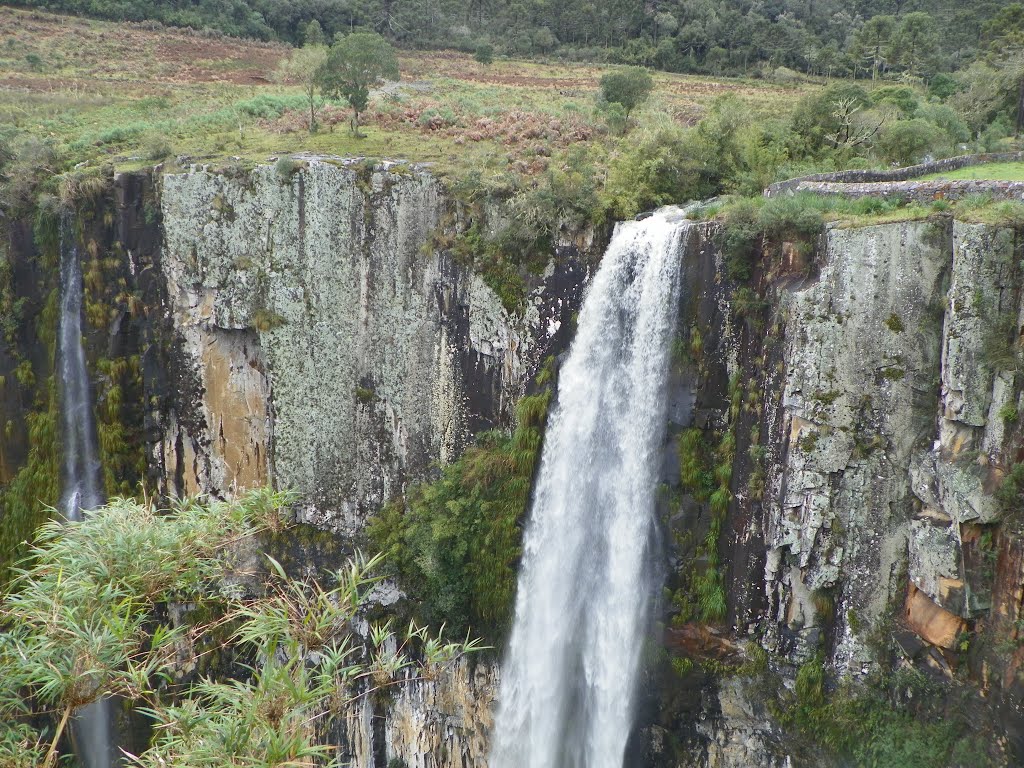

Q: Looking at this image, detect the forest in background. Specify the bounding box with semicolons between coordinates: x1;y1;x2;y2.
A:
10;0;1024;78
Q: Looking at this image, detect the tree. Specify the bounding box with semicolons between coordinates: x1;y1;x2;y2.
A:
275;44;329;132
475;42;494;65
951;61;1010;138
0;491;480;767
598;67;654;121
303;18;326;46
853;14;896;80
654;11;678;43
316;32;400;136
980;4;1024;135
791;83;877;153
876;118;945;164
892;11;937;75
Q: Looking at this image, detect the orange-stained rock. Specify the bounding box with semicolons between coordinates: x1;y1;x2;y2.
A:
905;584;966;649
201;331;270;493
667;622;743;663
781;241;808;273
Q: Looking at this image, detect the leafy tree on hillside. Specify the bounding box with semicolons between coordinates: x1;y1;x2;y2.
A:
475;42;494;65
599;67;654;121
893;12;939;75
303;18;326;46
979;3;1024;135
791;83;878;154
853;15;897;80
316;32;399;136
275;44;329;132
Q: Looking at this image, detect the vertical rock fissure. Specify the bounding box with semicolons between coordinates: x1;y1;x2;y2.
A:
491;210;690;768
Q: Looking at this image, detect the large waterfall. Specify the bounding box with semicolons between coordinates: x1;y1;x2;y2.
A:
491;209;690;768
57;219;116;768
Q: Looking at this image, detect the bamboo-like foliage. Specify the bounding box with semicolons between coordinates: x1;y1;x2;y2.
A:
0;489;480;768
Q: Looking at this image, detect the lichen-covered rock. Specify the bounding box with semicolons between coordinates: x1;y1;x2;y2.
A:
694;678;790;768
940;223;1015;431
158;159;585;533
764;221;950;673
906;222;1023;618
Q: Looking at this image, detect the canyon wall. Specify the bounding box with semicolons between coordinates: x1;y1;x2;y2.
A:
653;218;1024;767
2;162;1023;766
157;159;587;535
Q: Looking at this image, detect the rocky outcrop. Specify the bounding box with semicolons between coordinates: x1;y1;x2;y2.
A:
338;659;499;768
157;159;587;534
764;220;950;673
662;217;1022;766
905;223;1020;617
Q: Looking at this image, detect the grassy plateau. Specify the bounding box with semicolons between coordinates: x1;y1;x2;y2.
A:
0;5;811;181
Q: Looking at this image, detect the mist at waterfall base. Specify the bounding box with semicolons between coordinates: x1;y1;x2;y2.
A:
58;220;118;768
491;209;689;768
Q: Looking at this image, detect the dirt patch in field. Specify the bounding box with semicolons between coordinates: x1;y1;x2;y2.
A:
0;6;285;88
153;40;282;84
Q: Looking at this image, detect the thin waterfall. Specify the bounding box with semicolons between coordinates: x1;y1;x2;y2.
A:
491;208;690;768
57;216;116;768
59;217;103;521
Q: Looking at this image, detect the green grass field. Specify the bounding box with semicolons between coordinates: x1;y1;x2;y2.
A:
0;5;815;182
920;162;1024;181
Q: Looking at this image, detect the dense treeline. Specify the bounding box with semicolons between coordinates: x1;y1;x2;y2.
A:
12;0;1022;76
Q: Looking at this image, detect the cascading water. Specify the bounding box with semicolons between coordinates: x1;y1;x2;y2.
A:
491;208;690;768
59;220;103;522
57;217;116;768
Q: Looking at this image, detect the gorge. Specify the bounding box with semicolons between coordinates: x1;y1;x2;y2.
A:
2;158;1023;767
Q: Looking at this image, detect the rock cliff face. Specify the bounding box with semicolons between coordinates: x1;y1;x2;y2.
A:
152;161;589;768
765;221;949;674
660;218;1024;767
157;159;586;534
338;659;499;768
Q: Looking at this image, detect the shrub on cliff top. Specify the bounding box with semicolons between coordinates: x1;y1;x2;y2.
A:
717;197;762;281
757;192;827;240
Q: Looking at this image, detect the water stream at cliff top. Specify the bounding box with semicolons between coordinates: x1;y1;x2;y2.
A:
491;209;690;768
58;217;117;768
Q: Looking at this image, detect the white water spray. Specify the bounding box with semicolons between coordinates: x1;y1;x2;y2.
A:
491;209;691;768
57;218;116;768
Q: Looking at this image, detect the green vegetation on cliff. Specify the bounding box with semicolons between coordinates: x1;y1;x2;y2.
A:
0;489;480;767
0;392;58;585
778;662;992;767
368;387;551;641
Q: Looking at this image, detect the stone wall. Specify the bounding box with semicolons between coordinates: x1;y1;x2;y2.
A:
776;178;1024;204
766;151;1024;196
